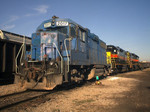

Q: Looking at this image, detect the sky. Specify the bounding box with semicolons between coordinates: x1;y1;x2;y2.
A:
0;0;150;61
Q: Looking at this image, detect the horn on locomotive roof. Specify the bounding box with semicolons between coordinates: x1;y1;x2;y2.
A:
52;15;59;19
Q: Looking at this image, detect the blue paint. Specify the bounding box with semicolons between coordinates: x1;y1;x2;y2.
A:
30;17;107;66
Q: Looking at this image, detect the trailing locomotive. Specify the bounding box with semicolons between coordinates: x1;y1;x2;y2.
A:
140;61;150;69
15;16;109;90
106;45;140;73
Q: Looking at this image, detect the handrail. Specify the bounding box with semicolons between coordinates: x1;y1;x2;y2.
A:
15;36;26;73
0;30;4;39
52;42;63;74
64;38;72;72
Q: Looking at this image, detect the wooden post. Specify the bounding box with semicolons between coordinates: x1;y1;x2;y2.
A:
2;43;6;72
12;44;16;72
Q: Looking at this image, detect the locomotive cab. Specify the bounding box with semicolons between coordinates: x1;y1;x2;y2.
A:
107;45;118;54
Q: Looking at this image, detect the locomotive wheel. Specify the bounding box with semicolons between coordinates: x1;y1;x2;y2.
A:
87;68;96;80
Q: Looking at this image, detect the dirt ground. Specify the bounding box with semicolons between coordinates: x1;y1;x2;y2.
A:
0;84;26;96
17;68;150;112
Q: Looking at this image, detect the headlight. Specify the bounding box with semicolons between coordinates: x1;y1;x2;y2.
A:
21;63;24;66
49;61;58;68
44;22;51;28
50;62;54;66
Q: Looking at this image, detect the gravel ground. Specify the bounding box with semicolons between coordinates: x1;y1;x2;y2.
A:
1;68;150;112
17;69;150;112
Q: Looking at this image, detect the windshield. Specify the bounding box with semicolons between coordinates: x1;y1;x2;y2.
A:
107;46;117;54
46;27;68;35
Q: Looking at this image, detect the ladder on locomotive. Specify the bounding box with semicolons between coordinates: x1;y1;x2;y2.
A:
127;52;132;68
111;58;116;68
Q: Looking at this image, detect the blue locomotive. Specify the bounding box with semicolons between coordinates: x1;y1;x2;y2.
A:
15;16;109;90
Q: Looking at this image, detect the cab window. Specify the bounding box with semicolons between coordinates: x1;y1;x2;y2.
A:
70;24;76;37
79;28;86;42
46;27;68;35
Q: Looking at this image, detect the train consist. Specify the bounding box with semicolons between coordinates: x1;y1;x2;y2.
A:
106;45;150;73
106;45;140;73
14;16;150;90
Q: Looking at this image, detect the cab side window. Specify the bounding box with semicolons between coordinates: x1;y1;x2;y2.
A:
83;32;85;41
70;24;76;37
79;28;86;42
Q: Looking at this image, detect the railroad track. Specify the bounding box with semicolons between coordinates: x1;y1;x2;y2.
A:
0;89;55;112
0;79;97;112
